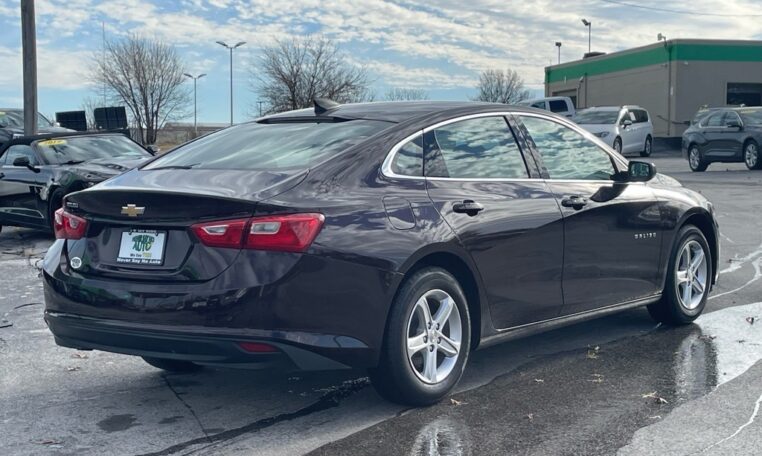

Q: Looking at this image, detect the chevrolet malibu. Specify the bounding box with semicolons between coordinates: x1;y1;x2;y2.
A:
43;101;719;405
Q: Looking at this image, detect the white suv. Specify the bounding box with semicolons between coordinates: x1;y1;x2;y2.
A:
573;106;654;157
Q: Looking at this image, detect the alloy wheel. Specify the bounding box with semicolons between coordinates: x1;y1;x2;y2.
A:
689;148;701;170
745;143;759;169
406;289;462;384
674;240;708;310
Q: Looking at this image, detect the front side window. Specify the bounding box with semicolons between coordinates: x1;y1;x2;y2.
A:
2;145;37;167
620;111;635;123
390;135;423;176
520;116;616;180
144;120;391;171
704;112;725;127
425;116;528;179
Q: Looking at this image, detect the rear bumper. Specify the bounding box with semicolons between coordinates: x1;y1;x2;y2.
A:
45;311;360;370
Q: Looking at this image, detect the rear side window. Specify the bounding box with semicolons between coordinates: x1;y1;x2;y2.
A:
548;100;568;113
425;116;528;179
704;113;725;127
633;110;649;123
390;135;423;176
144;120;390;170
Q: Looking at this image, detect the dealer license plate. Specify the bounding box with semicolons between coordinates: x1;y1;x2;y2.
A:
116;230;166;265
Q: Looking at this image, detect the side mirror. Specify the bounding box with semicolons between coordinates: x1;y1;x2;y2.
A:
13;156;39;172
621;119;633;127
627;161;656;182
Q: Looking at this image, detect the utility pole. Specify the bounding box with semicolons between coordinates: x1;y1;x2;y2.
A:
257;100;264;117
581;19;592;54
184;73;206;137
21;0;38;136
555;42;562;64
216;40;246;125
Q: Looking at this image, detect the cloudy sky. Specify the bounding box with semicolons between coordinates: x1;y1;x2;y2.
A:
1;0;761;123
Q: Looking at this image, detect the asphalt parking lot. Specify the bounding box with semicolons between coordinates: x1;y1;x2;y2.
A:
2;151;761;456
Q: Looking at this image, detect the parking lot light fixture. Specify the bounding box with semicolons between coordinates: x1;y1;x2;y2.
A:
581;19;592;54
184;73;206;137
216;40;247;125
555;41;562;64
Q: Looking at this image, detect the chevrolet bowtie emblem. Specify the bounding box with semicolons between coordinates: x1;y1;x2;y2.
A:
121;204;145;217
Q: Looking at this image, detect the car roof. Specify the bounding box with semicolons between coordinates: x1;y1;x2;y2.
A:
260;101;516;124
579;106;622;111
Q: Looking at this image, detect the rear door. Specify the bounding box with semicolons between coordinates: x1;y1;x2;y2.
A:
423;114;565;328
517;114;663;314
701;111;731;158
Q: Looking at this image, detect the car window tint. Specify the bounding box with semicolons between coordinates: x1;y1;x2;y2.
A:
520;116;616;180
633;110;649;123
2;145;37;166
391;135;423;176
705;113;725;127
426;116;528;179
144;120;390;171
548;100;568;113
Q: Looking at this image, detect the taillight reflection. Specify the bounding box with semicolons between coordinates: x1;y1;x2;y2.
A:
191;213;324;253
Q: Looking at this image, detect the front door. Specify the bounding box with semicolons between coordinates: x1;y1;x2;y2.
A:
423;115;565;329
517;114;663;315
0;145;49;228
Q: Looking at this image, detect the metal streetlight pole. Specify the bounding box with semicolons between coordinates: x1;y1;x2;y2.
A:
555;41;562;64
257;100;264;117
216;40;246;125
20;0;38;136
581;19;592;54
184;73;206;137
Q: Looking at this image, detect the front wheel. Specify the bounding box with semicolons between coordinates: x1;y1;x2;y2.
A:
648;225;712;325
744;141;762;170
640;136;653;157
688;146;708;172
369;267;471;406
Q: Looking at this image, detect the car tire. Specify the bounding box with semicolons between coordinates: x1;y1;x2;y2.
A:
369;267;471;406
142;357;203;372
688;145;708;172
743;141;762;170
48;188;66;234
613;137;623;154
648;225;712;325
640;136;653;157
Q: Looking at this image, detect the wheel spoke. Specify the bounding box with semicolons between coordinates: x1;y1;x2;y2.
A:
690;248;705;274
437;334;460;358
422;348;437;383
682;281;693;305
433;296;454;328
407;333;427;357
692;279;705;295
676;270;689;284
415;296;433;328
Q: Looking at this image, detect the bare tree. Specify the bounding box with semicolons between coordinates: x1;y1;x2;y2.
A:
472;69;530;104
384;87;429;101
253;36;372;114
80;96;100;130
90;35;190;144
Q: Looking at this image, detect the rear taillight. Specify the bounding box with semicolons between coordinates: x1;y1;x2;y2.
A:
191;213;325;252
53;208;88;240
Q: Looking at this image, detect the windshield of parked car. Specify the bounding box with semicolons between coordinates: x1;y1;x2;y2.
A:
0;110;52;128
738;108;762;125
573;110;620;125
35;135;151;165
143;119;391;170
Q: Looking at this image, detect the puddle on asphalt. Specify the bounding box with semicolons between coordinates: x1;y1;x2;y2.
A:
311;304;762;456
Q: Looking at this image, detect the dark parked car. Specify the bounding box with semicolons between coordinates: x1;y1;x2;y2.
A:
0;132;152;234
683;106;762;171
43;101;719;405
0;108;73;147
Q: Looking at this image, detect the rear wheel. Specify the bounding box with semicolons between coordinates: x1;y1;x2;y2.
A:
640;136;653;157
688;146;708;172
744;141;762;170
142;357;203;373
369;267;471;406
613;137;623;154
648;225;712;325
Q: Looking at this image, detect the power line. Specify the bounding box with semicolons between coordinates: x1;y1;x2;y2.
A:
599;0;762;17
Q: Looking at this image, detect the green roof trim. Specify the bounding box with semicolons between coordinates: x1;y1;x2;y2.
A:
546;43;762;84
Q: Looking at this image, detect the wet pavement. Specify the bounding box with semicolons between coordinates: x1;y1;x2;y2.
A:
1;152;761;455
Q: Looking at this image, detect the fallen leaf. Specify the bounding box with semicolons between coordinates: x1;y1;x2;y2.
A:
649;416;662;420
71;353;89;359
589;374;604;383
38;439;62;445
642;392;668;404
586;346;600;359
66;366;80;372
699;335;716;341
534;378;544;383
450;398;466;406
746;317;756;325
526;413;534;423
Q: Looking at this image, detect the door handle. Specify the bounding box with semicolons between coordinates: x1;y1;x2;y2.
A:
453;200;484;216
561;195;588;210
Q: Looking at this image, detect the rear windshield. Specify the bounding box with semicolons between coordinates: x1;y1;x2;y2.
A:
143;120;391;171
738;108;762;125
573;110;619;124
35;135;151;165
